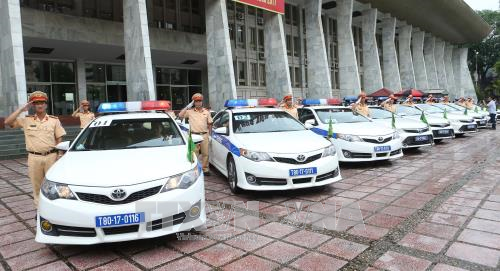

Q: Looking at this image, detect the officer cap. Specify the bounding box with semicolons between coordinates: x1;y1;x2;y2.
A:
29;91;48;103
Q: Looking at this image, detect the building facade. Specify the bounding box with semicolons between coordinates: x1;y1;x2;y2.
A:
0;0;490;120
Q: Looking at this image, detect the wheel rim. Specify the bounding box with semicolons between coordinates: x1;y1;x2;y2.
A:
228;161;236;189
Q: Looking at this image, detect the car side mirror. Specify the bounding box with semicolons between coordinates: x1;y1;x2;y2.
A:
192;134;203;144
214;127;228;135
304;119;317;129
175;119;182;125
56;141;71;152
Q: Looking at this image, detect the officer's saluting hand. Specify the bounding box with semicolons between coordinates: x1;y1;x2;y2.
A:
4;91;66;206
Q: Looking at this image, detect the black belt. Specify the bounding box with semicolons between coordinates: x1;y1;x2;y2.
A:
28;149;57;156
191;132;207;135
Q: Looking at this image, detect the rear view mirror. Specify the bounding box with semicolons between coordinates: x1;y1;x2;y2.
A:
304;119;316;129
192;134;203;144
56;141;71;152
214;127;228;134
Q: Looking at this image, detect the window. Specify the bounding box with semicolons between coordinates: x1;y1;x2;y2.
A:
285;4;291;24
293;37;300;57
292;6;299;26
238;61;246;86
250;63;258;86
286;35;292;56
289;66;294;85
298;109;316;124
229;24;234;40
25;60;50;82
248;6;256;16
249;27;257;51
237;25;245;48
259;64;266;86
85;64;105;83
51;62;75;82
106;65;126;82
258;29;265;51
213;112;230;130
294;67;301;87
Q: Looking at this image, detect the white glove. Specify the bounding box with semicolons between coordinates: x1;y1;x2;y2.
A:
185;101;194;109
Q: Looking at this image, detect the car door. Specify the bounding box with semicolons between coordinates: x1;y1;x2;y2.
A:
298;108;318;125
210;111;231;172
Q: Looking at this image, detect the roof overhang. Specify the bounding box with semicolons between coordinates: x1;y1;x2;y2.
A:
356;0;491;44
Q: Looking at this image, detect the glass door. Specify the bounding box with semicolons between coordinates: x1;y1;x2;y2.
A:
171;86;188;110
107;83;127;102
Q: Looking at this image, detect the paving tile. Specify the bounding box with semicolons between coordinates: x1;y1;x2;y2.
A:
413;222;459;240
131;246;183;269
337;190;369;199
169;238;216;254
254;241;306;264
373;251;431;271
446;242;500;268
466;218;500;235
69;250;119;270
0;229;33;246
290;252;347;271
0;238;46;259
194;243;246;267
225;232;273;252
348;224;389;240
380;206;415;218
30;261;72;271
392;197;427;209
284;230;331;249
155;256;211;271
432;264;468;271
0;222;27;235
482;201;500;211
426;213;467;227
366;213;404;229
222;255;279;271
474;208;500;222
398;233;448;253
443;196;481;208
436;203;476;216
363;194;397;204
6;248;58;271
254;221;296;238
90;259;142;271
457;229;500;249
318;238;368;260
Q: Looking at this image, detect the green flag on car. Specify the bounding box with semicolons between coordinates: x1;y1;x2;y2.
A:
391;112;396;129
327;118;333;139
187;129;196;163
443;108;448;119
420;111;429;126
464;108;468;115
474;106;478;113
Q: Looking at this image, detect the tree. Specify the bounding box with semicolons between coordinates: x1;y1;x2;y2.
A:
467;10;500;92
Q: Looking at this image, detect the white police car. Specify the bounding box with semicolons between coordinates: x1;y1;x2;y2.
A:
298;99;403;162
209;99;341;193
415;104;477;135
394;105;454;142
434;103;489;128
36;101;206;245
368;106;434;149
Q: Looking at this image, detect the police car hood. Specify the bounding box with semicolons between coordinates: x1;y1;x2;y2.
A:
234;130;330;154
320;122;394;137
404;115;450;126
431;113;474;122
46;145;195;187
371;118;427;130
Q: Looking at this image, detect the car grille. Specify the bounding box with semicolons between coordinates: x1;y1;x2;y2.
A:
350;152;372;159
430;123;449;128
273;153;322;165
76;186;162;205
459;120;473;123
403;136;433;146
53;224;97;237
362;137;392;144
316;168;340;182
102;225;139;235
390;149;402;156
432;129;453;138
292;178;312;184
148;212;186;231
459;124;477;132
403;128;429;133
255;177;287;186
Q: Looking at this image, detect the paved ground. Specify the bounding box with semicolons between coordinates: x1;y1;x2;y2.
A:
0;130;499;271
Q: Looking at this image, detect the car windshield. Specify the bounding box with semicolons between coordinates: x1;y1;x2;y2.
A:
315;108;370;124
416;104;444;114
232;111;305;133
71;118;184;151
395;105;422;116
369;108;396;119
446;104;467;111
433;104;461;112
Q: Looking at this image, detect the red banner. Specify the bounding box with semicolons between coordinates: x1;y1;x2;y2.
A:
233;0;285;14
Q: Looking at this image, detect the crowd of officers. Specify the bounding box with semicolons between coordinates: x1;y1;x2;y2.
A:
3;90;497;207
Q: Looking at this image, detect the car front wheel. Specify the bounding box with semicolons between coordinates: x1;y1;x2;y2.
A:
227;157;241;194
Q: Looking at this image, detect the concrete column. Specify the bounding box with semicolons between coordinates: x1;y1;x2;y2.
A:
361;9;383;93
434;39;447;90
453;48;476;100
424;35;438;90
0;0;27;117
398;25;416;90
337;0;361;97
123;0;156;101
205;0;237;110
304;0;332;98
264;13;292;99
412;31;428;90
444;44;456;98
381;17;402;91
76;59;87;101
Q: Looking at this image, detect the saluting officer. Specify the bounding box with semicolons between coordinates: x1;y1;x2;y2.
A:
279;95;301;119
351;92;370;117
179;93;213;175
381;94;397;113
403;95;415;106
426;94;435;104
457;97;466;107
4;91;66;206
72;100;95;129
465;97;475;109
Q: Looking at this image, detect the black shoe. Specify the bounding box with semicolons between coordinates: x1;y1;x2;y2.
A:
204;171;211;176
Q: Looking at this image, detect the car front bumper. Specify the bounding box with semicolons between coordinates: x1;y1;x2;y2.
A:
333;139;403;162
400;132;434;149
430;127;455;140
36;176;206;245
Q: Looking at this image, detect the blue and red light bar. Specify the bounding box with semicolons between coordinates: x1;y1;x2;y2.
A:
98;101;171;113
302;98;342;106
224;98;278;108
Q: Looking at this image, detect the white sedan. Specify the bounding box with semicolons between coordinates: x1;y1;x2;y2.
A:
433;103;489;129
394;105;454;142
209;99;341;193
368;106;434;149
415;104;477;135
298;100;403;162
37;101;206;245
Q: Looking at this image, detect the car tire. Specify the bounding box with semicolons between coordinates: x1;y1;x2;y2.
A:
434;139;443;143
227;157;241;194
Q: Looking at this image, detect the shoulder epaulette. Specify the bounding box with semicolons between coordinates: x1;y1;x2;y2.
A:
48;115;59;119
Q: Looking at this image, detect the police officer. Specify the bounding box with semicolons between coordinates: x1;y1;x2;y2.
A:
381;95;397;113
279;95;301;119
442;96;450;104
72;100;95;129
4;91;66;206
403;95;415;106
465;97;475;109
351;92;370;117
426;94;435;104
457;97;466;107
179;93;213;175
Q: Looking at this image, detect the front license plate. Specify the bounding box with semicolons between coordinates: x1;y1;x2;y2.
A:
374;146;391;153
415;135;429;142
480;120;486;125
438;129;450;135
467;124;476;129
289;167;317;177
95;212;145;228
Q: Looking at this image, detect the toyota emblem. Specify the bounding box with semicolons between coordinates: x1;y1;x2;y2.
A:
296;155;306;162
377;137;384;142
110;188;127;201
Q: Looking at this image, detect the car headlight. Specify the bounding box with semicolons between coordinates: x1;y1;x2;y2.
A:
41;179;76;200
240;148;274;162
161;166;201;193
336;133;363;142
393;131;400;139
322;144;337;157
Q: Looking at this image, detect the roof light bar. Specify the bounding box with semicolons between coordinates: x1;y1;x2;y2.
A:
97;101;171;113
302;98;342;106
224;98;278;108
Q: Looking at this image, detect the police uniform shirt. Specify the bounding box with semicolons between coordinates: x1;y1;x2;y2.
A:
12;115;66;153
74;111;95;128
403;101;415;106
184;108;213;133
383;103;396;113
355;103;370;117
280;104;299;119
465;101;474;109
